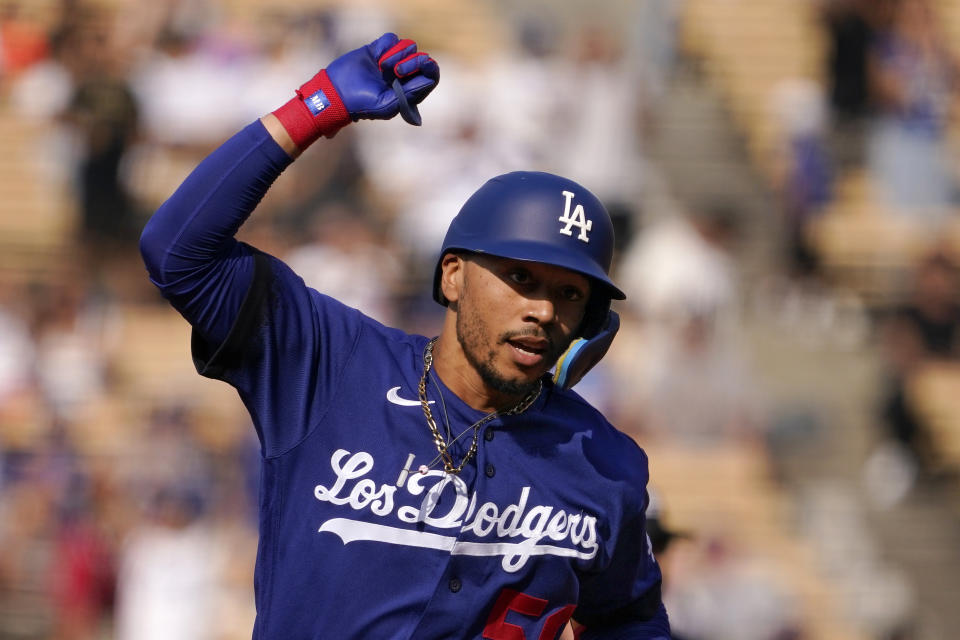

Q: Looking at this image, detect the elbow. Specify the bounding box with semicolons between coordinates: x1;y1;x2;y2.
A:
139;208;169;286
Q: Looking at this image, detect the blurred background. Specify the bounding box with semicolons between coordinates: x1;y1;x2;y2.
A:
0;0;959;638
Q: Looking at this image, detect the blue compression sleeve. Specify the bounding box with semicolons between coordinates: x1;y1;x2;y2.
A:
139;120;293;344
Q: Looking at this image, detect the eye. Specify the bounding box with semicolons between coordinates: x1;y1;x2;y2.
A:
559;285;586;302
508;269;534;286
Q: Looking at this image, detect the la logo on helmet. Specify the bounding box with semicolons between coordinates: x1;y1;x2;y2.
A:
558;190;592;243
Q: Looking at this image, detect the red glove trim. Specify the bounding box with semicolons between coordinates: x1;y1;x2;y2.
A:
378;39;417;72
393;52;432;78
271;70;351;150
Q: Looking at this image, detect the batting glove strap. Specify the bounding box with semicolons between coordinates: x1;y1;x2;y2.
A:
271;69;351;150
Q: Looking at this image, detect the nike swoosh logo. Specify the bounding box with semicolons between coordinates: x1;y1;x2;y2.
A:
387;386;433;407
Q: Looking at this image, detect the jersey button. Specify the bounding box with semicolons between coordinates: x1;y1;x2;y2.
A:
484;429;494;442
485;463;496;478
448;578;462;593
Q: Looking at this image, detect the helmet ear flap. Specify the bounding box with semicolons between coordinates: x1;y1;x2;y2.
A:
580;290;612;339
554;310;620;389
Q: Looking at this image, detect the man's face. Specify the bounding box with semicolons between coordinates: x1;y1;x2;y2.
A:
450;254;590;396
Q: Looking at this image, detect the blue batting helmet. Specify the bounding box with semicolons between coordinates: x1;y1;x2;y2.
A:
432;171;625;338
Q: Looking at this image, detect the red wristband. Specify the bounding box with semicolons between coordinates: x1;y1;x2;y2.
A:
272;70;352;150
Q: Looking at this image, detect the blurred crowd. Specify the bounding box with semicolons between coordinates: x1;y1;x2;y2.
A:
816;0;960;495
0;0;957;638
770;0;959;277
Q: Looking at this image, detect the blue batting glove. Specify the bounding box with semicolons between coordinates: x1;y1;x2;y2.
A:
326;33;440;122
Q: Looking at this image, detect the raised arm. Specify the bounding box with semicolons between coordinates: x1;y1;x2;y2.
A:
139;33;439;344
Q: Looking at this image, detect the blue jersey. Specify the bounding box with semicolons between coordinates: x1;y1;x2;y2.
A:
141;121;669;639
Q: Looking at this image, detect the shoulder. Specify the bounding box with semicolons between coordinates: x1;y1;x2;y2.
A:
260;250;411;335
308;287;429;364
259;250;428;361
541;383;651;491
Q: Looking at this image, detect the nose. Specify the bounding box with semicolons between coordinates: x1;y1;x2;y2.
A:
522;294;556;326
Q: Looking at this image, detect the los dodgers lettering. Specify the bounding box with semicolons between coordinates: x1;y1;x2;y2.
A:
314;449;599;573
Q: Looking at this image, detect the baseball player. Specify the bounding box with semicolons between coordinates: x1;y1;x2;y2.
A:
140;33;669;639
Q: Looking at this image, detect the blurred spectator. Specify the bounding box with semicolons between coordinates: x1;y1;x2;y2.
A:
8;16;83;196
646;489;691;558
31;281;112;420
123;406;213;508
818;0;880;168
382;96;510;276
631;0;682;108
664;534;803;640
113;485;221;640
0;1;49;78
0;282;37;402
799;483;917;636
51;514;116;640
61;10;142;251
619;205;740;331
1;412;120;640
0;483;58;638
823;0;875;120
238;9;336;121
875;250;960;478
129;28;238;149
480;14;568;170
283;204;402;325
771;79;834;279
111;404;223;640
867;0;960;216
9;24;76;124
48;424;117;640
553;23;645;208
155;0;221;44
616;206;765;445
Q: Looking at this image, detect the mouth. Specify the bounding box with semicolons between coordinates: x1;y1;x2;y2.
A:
506;336;550;367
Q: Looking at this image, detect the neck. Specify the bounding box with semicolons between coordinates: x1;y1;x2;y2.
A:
431;335;512;414
431;318;527;414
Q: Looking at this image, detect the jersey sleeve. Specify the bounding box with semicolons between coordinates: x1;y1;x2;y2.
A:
574;446;671;639
191;250;365;457
140;119;363;456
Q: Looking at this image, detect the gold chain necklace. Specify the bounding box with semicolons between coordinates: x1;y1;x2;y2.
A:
418;338;541;475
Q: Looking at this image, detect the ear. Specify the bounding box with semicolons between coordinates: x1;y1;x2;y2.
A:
439;253;465;304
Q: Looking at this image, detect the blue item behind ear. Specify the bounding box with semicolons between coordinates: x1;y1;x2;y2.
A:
553;311;620;390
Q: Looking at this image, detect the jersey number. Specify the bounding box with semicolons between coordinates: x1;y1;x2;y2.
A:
482;588;576;640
